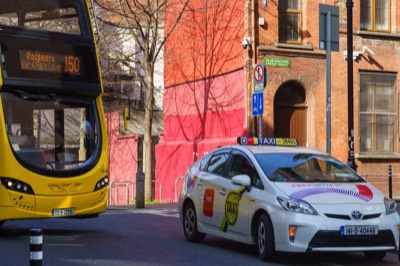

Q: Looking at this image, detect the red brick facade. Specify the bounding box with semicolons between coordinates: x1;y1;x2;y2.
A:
252;0;400;197
157;0;400;201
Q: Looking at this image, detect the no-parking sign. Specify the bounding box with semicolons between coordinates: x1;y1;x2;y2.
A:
254;63;266;92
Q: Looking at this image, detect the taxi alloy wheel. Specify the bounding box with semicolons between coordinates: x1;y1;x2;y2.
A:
183;202;205;242
257;214;276;261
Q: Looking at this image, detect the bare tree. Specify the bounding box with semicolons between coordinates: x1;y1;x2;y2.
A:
164;0;244;140
92;0;189;201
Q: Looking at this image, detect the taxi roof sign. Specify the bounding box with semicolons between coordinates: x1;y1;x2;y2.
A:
237;137;297;146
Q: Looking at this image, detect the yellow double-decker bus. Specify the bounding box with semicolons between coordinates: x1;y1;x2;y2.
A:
0;0;108;227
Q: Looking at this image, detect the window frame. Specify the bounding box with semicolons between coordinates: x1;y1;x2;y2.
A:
205;149;231;176
278;0;302;44
358;71;398;155
227;150;264;190
360;0;391;33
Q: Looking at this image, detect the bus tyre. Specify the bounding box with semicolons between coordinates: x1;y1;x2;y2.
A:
183;202;205;242
363;251;386;260
257;213;276;261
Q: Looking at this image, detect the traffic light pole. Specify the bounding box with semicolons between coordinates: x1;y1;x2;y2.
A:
346;0;357;171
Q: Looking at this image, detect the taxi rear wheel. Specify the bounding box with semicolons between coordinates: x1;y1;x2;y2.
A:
183;202;205;242
257;214;276;261
363;251;387;260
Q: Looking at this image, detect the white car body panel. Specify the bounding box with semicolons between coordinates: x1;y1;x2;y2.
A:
179;143;400;254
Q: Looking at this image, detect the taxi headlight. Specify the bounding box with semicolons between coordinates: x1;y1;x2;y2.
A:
384;197;397;215
277;196;318;216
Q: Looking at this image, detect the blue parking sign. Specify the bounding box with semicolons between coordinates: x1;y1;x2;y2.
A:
252;92;264;116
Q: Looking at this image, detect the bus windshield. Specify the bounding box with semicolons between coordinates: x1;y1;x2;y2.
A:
2;91;101;176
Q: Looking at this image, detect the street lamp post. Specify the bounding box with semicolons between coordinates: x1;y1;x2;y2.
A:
346;0;357;171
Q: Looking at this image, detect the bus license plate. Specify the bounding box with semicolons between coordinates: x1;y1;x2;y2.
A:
52;208;74;217
340;225;378;236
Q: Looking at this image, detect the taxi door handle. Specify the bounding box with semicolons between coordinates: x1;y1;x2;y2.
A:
197;179;203;189
219;189;226;196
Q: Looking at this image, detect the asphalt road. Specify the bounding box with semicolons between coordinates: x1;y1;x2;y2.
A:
0;203;399;265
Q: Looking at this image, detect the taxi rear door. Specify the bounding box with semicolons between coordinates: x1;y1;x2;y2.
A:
196;149;231;231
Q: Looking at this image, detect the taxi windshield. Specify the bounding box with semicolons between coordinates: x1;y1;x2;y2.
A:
255;153;365;183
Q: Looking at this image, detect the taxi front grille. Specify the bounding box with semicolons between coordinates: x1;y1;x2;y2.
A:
324;213;381;220
307;230;396;250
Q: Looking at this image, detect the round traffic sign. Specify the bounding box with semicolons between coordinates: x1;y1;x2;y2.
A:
254;64;264;82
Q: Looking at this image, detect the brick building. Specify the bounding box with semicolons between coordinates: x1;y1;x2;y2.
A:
155;0;400;201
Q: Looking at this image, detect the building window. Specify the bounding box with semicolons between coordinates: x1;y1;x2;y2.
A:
360;0;390;32
279;0;301;44
359;72;397;154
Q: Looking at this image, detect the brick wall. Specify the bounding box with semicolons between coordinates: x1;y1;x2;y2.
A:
253;0;400;198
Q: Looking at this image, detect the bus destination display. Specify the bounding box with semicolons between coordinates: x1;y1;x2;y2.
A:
19;50;81;75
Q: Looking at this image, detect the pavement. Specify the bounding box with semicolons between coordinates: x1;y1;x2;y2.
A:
107;202;178;211
107;202;180;219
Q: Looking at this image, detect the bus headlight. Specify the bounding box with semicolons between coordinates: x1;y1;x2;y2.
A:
94;176;109;191
1;177;34;194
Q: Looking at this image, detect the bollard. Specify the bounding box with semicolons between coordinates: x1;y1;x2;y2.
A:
30;229;43;266
388;165;392;199
136;172;145;209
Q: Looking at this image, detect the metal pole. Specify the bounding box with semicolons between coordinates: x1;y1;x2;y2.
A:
346;0;357;171
388;165;393;199
326;12;331;154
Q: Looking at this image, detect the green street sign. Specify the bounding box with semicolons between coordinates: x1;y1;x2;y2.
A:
264;58;290;67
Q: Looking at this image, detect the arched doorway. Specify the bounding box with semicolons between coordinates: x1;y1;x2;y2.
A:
274;82;307;146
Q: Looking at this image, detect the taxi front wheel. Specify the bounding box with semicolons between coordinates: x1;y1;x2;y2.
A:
257;214;276;261
183;202;206;242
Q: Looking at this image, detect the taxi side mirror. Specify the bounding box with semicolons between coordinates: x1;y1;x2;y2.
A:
232;174;251;187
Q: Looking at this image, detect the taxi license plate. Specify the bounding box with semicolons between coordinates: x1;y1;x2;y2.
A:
52;208;74;217
340;225;378;236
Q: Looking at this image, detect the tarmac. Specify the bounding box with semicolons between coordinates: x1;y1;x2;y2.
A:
107;202;178;211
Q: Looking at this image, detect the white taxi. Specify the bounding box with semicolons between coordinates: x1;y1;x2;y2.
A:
178;137;400;261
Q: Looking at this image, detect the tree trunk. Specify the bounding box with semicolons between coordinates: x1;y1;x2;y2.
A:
143;135;152;202
143;68;154;202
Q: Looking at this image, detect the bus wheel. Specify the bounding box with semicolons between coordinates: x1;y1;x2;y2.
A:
183;202;205;242
364;251;386;260
257;213;276;261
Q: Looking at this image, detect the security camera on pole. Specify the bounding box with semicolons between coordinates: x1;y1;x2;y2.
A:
252;62;267;138
242;37;251;49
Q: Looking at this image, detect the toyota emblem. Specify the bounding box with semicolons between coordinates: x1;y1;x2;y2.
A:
351;210;363;220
